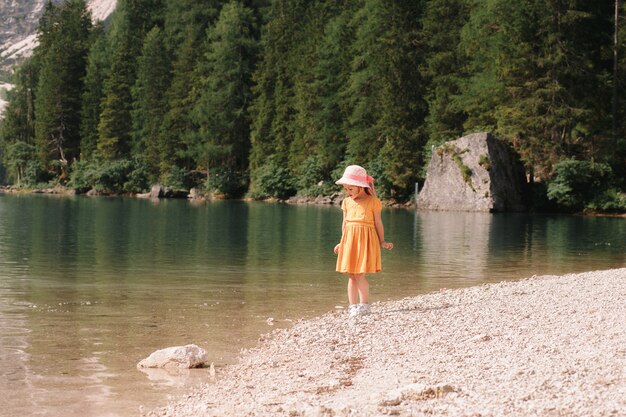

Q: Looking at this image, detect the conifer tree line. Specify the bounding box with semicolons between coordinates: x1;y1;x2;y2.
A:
1;0;625;211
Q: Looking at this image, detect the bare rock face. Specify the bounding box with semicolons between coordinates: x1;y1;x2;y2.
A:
1;1;117;116
0;0;117;72
137;344;209;369
417;132;527;212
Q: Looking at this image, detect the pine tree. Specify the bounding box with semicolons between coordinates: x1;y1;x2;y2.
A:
0;59;39;184
600;0;626;182
342;0;387;165
501;0;612;177
248;0;309;194
80;23;109;159
287;1;351;187
132;26;171;181
455;0;507;134
158;0;223;186
192;1;258;196
125;0;165;35
1;59;38;146
376;0;428;197
97;29;135;160
459;0;614;179
422;0;471;148
343;0;427;197
97;0;165;161
157;26;201;184
163;0;220;50
309;6;355;178
33;0;92;179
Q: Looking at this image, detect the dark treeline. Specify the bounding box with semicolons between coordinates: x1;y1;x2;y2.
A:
1;0;625;212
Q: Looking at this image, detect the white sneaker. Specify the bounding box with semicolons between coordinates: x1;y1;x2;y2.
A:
357;303;371;315
348;304;360;317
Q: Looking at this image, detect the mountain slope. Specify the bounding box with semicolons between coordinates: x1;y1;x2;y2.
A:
0;0;116;115
0;0;117;77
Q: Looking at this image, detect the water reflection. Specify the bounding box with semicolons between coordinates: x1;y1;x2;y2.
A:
138;367;208;388
418;211;493;285
0;195;624;417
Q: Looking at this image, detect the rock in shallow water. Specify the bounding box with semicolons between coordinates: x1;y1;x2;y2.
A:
137;344;208;369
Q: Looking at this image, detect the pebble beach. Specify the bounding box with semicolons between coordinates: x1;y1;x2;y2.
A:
146;268;626;417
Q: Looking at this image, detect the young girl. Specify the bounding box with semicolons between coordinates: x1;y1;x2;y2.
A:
333;165;393;317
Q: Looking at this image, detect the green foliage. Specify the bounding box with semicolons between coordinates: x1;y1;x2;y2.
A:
158;25;203;180
192;0;258;196
161;165;189;190
342;0;386;163
1;63;42;187
546;159;613;211
362;156;393;200
132;26;171;181
0;0;624;213
453;154;472;186
23;161;48;187
459;0;615;179
342;0;427;196
69;158;149;193
438;143;472;187
379;125;423;198
0;59;38;146
97;24;135;160
249;0;310;176
309;7;354;177
294;155;332;197
163;0;220;50
157;0;224;183
67;159;97;192
478;154;491;170
206;166;247;197
97;0;167;162
80;23;109;158
2;141;37;185
33;0;92;175
422;0;470;145
586;190;626;213
250;155;295;199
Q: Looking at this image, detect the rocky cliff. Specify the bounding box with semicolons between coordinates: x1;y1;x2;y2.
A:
417;132;528;212
0;0;116;115
0;0;116;76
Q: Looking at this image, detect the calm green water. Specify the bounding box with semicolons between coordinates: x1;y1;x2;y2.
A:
0;194;625;416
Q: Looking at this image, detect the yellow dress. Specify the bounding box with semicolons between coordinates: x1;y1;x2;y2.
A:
336;194;382;274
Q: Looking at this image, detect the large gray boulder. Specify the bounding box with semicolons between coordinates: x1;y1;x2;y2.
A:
417;132;527;212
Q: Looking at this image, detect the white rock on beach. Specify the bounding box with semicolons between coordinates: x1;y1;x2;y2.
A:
137;344;208;369
145;269;626;416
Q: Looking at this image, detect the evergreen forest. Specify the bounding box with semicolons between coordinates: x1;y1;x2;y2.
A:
1;0;626;213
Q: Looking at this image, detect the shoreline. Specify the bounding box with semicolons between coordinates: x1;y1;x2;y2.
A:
145;268;626;417
4;186;626;216
0;185;415;209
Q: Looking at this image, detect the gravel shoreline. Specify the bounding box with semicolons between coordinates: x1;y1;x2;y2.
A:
146;268;626;417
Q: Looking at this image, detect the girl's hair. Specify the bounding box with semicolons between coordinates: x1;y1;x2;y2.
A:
364;187;372;195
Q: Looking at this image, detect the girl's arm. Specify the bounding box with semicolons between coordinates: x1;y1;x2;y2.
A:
334;210;347;254
374;210;393;250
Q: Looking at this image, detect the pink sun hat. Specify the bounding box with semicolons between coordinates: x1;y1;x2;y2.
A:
335;165;373;188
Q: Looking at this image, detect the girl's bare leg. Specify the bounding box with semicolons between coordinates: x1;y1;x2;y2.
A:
347;274;359;305
353;273;369;304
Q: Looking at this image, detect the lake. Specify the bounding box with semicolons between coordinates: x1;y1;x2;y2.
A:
0;194;624;417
